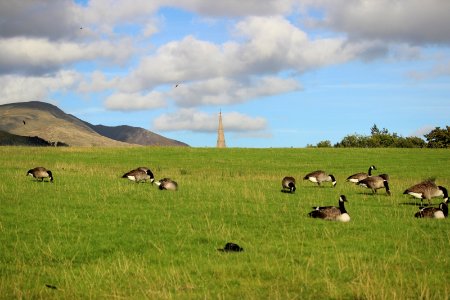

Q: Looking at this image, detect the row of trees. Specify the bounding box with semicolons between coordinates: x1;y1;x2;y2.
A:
309;125;449;148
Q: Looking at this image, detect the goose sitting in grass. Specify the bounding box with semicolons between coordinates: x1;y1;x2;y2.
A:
346;165;376;183
27;167;54;182
155;178;178;191
303;170;336;187
403;180;448;206
122;168;154;183
414;200;448;219
282;176;296;193
357;174;391;195
308;195;350;222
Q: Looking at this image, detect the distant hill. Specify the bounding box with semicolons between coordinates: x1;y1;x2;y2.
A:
85;123;189;147
0;101;188;147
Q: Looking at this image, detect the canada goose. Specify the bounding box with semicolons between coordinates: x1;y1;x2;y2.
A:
414;201;448;219
122;168;154;183
403;180;448;205
27;167;53;182
357;174;390;195
155;178;178;190
308;195;350;222
303;170;336;187
282;176;296;193
217;242;244;252
346;165;377;183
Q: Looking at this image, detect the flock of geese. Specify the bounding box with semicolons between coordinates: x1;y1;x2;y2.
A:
26;166;178;191
26;164;448;221
282;165;448;222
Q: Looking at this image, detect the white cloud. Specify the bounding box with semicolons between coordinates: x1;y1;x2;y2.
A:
0;71;82;104
153;109;267;132
80;0;161;36
230;16;365;73
113;15;368;111
171;76;301;107
0;37;133;75
104;91;167;111
123;16;364;92
77;71;119;93
120;36;224;92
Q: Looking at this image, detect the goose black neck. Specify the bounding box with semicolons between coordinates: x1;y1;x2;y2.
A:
339;200;347;214
383;180;390;192
438;186;448;200
442;203;448;217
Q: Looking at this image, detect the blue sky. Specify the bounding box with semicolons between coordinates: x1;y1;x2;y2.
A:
0;1;449;147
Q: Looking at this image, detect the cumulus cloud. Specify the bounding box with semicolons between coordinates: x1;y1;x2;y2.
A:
153;109;267;132
0;37;133;75
171;76;301;107
304;0;450;45
0;70;82;104
77;71;120;93
104;91;167;111
118;16;368;94
80;0;161;36
119;36;224;92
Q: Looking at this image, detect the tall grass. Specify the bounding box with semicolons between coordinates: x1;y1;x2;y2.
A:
0;147;449;299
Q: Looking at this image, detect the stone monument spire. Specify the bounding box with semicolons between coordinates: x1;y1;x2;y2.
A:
216;110;226;148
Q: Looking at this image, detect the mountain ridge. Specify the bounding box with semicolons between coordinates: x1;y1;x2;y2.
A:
0;101;188;147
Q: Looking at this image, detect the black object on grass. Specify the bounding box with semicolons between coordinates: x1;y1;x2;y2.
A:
218;242;244;252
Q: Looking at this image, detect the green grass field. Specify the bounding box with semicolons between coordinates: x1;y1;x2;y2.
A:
0;147;449;299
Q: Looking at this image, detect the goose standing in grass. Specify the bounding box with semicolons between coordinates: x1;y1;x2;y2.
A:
155;178;178;190
403;180;448;206
122;168;155;183
346;165;377;183
27;167;54;182
414;200;448;219
308;195;350;222
357;174;391;195
282;176;296;193
303;170;336;187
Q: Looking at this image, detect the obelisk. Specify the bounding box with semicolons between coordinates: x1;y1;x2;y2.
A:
216;110;226;148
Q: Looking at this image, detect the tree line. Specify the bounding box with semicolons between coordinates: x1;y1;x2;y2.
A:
308;125;450;148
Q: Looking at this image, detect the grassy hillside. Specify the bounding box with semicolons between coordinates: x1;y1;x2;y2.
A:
0;147;449;299
0;101;188;147
0;102;129;146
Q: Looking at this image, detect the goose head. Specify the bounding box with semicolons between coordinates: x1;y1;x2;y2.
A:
146;169;155;183
330;175;337;187
47;170;54;182
438;186;448;202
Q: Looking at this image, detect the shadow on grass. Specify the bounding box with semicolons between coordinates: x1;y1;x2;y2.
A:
399;201;429;207
30;180;53;183
280;190;295;194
